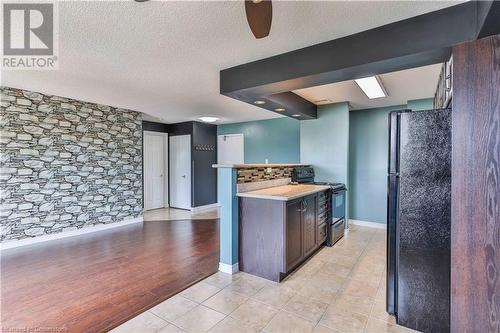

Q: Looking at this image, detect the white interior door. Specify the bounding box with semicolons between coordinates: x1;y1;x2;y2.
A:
169;135;191;210
144;132;168;210
218;134;244;164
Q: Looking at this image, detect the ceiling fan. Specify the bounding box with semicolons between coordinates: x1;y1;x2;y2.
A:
134;0;273;39
245;0;273;39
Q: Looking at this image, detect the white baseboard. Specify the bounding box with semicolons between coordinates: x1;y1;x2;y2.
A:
218;262;239;274
191;203;219;212
349;219;387;229
0;216;144;250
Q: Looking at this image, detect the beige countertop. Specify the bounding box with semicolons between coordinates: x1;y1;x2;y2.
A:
236;184;330;201
212;163;308;169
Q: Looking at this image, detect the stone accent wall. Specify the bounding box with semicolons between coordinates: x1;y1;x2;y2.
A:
237;167;293;184
0;86;143;241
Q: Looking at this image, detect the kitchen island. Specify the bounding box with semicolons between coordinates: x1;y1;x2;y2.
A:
237;184;331;282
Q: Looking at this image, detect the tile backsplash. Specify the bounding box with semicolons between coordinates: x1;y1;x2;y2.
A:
237;167;293;184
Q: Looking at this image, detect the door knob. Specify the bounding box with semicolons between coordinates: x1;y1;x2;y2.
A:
182;175;186;178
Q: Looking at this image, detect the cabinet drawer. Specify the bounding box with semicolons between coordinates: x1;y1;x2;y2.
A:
317;210;330;224
318;222;327;242
318;200;330;214
318;191;330;203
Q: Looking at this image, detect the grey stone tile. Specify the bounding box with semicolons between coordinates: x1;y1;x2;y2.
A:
110;311;169;333
149;295;198;321
263;311;315;333
180;282;221;303
172;305;225;333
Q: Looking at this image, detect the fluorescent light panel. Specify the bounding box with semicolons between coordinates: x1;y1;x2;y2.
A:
354;76;387;99
199;117;218;123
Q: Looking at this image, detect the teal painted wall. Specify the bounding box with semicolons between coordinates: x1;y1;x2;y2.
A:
300;102;350;185
348;98;434;224
407;98;434;111
217;117;301;163
217;168;239;265
349;105;403;224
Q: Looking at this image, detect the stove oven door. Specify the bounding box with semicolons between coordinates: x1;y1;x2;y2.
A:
332;189;346;221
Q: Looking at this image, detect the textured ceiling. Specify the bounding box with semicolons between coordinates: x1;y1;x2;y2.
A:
1;1;460;124
294;63;442;110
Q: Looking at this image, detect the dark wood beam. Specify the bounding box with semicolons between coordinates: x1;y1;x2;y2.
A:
476;1;500;39
220;1;500;119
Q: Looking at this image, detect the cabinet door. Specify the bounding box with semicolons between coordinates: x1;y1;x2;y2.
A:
302;195;317;256
286;199;303;271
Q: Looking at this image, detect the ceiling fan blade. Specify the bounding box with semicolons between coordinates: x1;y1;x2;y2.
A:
245;0;272;39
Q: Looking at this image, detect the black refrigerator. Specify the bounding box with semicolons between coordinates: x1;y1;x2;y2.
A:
386;108;451;333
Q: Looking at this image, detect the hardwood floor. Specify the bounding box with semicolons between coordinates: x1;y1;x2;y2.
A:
1;218;219;332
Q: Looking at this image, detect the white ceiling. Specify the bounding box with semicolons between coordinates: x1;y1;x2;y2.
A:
1;1;460;124
294;63;442;110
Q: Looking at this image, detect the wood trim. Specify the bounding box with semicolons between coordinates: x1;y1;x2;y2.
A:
451;34;500;333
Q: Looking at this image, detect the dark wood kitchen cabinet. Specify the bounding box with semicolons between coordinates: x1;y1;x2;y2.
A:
302;195;317;257
239;190;329;282
317;190;330;245
285;200;303;271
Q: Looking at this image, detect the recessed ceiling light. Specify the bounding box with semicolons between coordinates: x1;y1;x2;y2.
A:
275;108;285;112
252;0;263;3
199;117;219;123
313;99;332;105
254;100;266;105
292;114;301;117
354;76;387;99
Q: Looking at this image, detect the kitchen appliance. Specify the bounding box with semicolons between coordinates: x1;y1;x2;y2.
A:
292;166;347;246
327;183;346;246
291;166;315;183
387;108;451;333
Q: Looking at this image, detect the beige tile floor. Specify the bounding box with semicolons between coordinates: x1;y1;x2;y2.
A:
110;225;418;333
144;207;219;221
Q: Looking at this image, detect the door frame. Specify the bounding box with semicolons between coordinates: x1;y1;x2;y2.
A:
143;131;169;210
168;134;192;210
217;133;244;164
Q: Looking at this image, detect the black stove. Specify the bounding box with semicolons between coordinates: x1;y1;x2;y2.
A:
292;167;346;189
292;166;347;246
311;181;346;192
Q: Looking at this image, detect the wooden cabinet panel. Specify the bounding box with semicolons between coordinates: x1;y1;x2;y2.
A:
318;222;327;244
239;197;285;281
302;195;317;256
451;35;499;333
240;190;331;281
286;199;303;271
317;190;331;247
